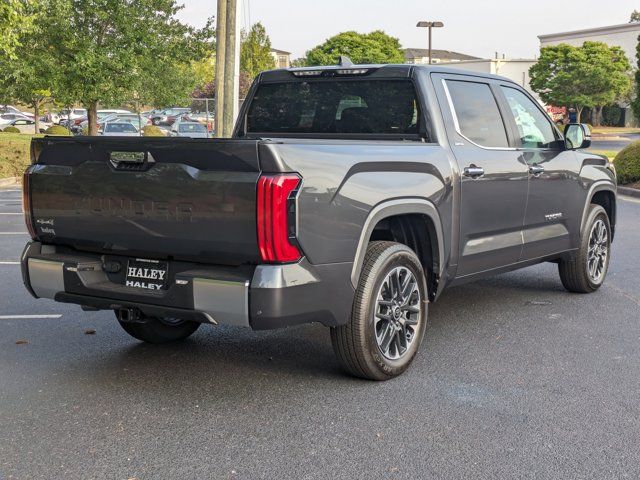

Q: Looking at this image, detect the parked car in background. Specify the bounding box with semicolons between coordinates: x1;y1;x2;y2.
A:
98;109;131;118
189;112;215;132
0;105;22;114
170;121;209;138
99;122;140;136
3;118;51;133
151;108;191;125
104;113;151;129
59;109;88;129
0;113;30;126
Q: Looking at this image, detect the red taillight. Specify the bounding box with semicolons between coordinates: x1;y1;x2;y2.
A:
257;174;302;263
22;168;38;240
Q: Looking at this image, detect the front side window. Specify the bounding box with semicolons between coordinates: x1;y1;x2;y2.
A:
247;79;421;137
501;86;558;149
446;80;509;148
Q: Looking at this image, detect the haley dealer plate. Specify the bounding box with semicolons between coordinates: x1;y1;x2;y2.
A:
125;258;169;290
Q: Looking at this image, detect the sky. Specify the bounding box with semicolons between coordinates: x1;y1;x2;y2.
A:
177;0;638;60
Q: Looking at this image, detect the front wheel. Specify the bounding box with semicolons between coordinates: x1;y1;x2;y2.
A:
558;204;611;293
116;312;200;344
331;241;428;381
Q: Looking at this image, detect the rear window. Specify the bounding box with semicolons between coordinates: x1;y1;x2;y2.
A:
105;123;137;133
178;123;206;132
246;80;421;137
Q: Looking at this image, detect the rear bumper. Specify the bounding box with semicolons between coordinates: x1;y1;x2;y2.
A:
22;242;354;330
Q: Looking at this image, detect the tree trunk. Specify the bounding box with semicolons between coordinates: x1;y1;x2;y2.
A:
576;106;584;123
87;101;99;135
33;102;40;134
594;106;603;127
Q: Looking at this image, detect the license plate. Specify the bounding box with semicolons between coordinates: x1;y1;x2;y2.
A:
125;258;169;291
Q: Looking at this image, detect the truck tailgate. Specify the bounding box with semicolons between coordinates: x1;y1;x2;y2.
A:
28;137;262;265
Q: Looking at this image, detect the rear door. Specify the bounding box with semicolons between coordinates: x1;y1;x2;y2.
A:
496;85;582;259
433;74;529;277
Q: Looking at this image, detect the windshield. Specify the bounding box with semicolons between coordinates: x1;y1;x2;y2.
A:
246;79;420;136
178;123;206;133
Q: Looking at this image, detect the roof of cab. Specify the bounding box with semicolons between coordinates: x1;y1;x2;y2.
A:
259;63;516;85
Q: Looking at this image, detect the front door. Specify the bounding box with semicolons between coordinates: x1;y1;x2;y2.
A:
434;75;529;277
496;85;583;260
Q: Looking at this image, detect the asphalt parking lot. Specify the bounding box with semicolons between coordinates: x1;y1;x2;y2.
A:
1;185;639;479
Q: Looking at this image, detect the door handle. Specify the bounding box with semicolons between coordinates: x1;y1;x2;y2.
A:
463;165;484;178
529;164;544;176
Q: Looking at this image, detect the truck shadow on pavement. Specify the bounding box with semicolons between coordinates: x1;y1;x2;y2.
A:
65;265;575;389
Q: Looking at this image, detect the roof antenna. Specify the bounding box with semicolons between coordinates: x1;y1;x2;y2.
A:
338;55;354;67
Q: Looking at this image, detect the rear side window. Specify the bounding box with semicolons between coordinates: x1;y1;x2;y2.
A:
246;80;421;137
446;80;509;148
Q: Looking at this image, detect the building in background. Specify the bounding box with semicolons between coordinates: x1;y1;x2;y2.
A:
404;48;480;64
539;23;640;126
441;58;539;99
271;48;291;69
539;23;640;67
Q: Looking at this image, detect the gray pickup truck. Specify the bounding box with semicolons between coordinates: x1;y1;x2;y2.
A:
21;63;616;380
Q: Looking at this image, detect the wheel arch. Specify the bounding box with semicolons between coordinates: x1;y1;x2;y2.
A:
350;198;444;300
581;182;616;241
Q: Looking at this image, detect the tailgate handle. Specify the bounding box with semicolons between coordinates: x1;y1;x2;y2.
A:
109;151;155;170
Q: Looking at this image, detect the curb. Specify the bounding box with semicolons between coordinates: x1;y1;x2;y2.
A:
591;135;633;141
0;177;19;188
618;186;640;199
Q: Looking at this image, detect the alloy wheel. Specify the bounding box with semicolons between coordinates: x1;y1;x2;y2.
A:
374;266;422;360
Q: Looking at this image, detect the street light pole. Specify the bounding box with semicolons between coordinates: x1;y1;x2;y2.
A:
416;21;444;65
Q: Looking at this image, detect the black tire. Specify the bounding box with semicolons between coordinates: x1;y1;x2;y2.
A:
558;204;611;293
331;241;428;381
116;313;200;344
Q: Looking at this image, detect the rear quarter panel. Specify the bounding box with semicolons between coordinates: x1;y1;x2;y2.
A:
262;141;455;266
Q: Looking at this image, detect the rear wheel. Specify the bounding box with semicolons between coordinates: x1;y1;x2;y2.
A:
331;241;428;381
116;312;200;344
558;204;611;293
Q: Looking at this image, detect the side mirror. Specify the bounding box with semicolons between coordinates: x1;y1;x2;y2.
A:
564;123;591;150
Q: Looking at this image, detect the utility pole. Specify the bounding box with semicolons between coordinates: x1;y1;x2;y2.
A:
222;0;238;138
214;0;226;138
416;21;444;64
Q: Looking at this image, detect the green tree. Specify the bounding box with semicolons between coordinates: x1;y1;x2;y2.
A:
1;2;59;133
530;42;631;125
290;57;307;68
42;0;213;134
631;35;640;121
581;41;631;125
305;31;404;66
631;10;640;22
240;22;275;79
0;0;34;59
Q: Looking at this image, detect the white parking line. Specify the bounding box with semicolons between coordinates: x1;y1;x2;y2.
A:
620;195;640;204
0;232;27;235
0;213;22;215
0;261;19;265
0;314;62;320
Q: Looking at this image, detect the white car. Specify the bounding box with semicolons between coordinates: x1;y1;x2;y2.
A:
3;118;51;133
0;113;31;126
171;121;209;138
99;122;140;136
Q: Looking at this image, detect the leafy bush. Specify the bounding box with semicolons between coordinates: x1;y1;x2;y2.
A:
142;125;165;137
3;126;21;133
614;141;640;185
44;125;71;136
